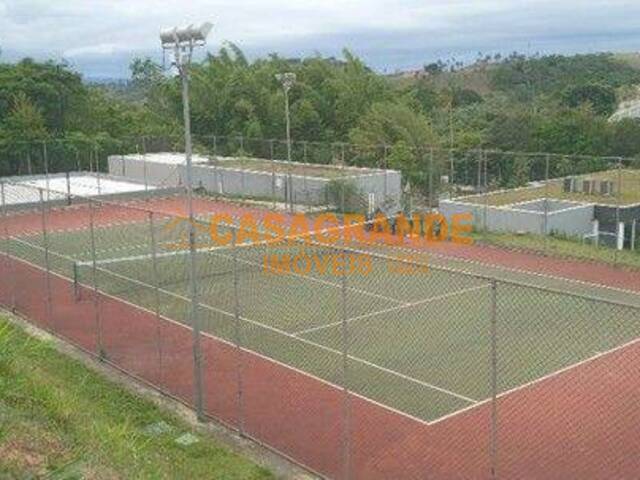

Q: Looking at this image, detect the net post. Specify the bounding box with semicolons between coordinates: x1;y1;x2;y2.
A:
148;210;164;387
39;188;53;331
231;229;245;436
340;245;352;480
489;278;498;480
88;199;103;358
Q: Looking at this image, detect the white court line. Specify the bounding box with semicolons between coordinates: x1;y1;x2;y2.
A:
65;258;477;405
427;333;640;426
406;242;640;298
10;247;637;428
292;284;490;337
4;253;440;430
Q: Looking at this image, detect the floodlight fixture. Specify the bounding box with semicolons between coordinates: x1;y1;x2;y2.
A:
160;22;213;48
275;72;297;92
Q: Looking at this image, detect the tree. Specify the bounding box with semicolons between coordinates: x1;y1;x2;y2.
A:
3;92;49;141
561;83;617;116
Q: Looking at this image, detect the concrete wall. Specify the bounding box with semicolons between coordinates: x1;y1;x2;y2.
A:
439;199;594;238
108;154;402;211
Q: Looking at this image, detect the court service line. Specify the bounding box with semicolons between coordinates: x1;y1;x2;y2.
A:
11;236;476;405
71;260;478;405
414;244;640;298
292;284;491;337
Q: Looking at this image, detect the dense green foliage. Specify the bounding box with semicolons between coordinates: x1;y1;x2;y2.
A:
2;48;640;180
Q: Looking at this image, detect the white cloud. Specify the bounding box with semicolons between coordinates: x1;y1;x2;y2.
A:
1;0;639;76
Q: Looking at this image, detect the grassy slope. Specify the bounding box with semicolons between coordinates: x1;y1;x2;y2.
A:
475;231;640;270
0;316;273;480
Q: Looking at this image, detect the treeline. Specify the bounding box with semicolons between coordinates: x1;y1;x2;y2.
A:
2;47;640;183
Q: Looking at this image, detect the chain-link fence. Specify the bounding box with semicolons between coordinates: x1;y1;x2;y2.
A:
1;172;640;479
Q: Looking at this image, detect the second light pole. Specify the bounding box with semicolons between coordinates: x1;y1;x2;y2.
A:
276;72;296;213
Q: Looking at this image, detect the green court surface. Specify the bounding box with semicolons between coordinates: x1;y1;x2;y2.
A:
4;217;640;423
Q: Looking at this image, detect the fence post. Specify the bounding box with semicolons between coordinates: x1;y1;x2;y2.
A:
38;189;53;331
188;212;205;422
148;211;164;387
490;278;498;480
231;229;245;435
95;144;102;196
66;171;72;205
428;147;435;211
341;246;351;480
270;139;277;209
481;150;489;233
88;199;103;358
543;154;550;252
614;158;623;266
1;181;17;312
141;137;149;192
43;141;50;202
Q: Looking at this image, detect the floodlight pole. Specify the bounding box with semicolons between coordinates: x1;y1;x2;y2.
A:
165;30;205;421
277;73;296;213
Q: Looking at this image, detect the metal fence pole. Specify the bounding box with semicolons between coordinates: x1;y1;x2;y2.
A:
270;139;277;209
614;158;623;266
95;144;102;196
141;138;149;192
189;216;205;422
39;189;53;331
490;278;498;480
231;229;245;435
88;200;103;357
148;211;164;387
1;181;17;312
65;171;72;206
428;147;435;211
341;247;351;480
543;154;550;253
43;141;50;202
481;150;489;233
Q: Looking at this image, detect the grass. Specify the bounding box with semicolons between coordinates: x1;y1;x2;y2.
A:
0;316;273;480
215;157;349;178
474;230;640;270
5;217;640;424
460;169;640;206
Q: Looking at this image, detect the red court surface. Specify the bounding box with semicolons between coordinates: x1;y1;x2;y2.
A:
2;195;639;479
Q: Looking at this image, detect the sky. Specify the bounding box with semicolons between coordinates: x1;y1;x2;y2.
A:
1;0;640;79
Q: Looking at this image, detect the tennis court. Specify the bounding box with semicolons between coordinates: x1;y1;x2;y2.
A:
5;202;640;425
